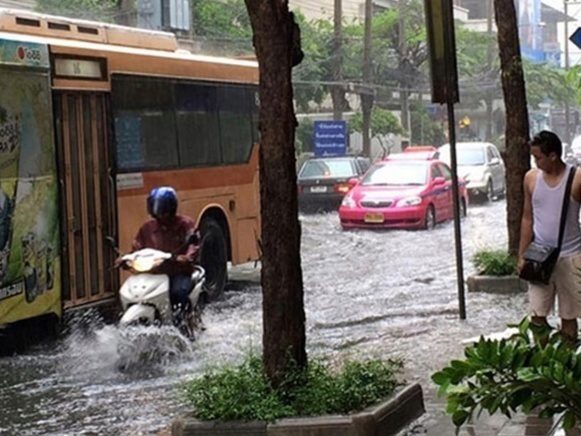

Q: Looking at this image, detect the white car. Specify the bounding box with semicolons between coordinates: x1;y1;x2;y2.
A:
571;136;581;164
439;142;506;201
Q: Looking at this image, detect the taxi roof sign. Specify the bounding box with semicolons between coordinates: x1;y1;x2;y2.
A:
404;145;437;153
386;149;439;161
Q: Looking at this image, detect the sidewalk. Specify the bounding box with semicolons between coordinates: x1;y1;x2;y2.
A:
227;265;576;436
411;389;580;436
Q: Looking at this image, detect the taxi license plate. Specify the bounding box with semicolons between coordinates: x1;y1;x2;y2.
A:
364;212;384;223
309;186;328;193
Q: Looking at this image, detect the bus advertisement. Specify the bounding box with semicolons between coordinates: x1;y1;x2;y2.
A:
0;8;261;331
0;38;62;325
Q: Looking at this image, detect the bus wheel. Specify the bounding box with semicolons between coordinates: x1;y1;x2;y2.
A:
199;218;228;301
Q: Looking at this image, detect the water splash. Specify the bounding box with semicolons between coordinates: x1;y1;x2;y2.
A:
57;319;196;380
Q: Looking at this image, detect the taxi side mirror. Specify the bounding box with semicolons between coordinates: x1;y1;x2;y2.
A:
433;176;446;186
348;177;360;187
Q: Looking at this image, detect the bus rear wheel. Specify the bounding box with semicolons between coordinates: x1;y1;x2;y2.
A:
199;218;228;301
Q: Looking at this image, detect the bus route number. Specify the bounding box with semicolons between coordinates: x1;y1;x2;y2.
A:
17;46;42;63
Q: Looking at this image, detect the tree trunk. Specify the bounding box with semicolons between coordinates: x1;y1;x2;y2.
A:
361;0;373;157
398;0;409;132
493;0;530;256
485;95;493;141
117;0;137;26
244;0;307;386
361;95;373;157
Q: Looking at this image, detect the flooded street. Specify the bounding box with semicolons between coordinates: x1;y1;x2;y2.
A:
0;200;529;435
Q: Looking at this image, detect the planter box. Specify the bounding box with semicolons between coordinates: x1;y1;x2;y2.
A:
467;275;528;294
172;383;425;436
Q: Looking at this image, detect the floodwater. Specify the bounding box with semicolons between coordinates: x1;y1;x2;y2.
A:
0;200;530;435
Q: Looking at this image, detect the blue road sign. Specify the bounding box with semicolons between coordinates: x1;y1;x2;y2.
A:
570;27;581;49
313;120;347;157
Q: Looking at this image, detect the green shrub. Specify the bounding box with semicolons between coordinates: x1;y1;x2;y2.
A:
432;317;581;430
472;249;517;276
182;355;403;421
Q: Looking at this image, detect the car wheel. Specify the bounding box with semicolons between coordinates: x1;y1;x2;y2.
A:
199;217;228;301
424;205;436;230
486;180;494;202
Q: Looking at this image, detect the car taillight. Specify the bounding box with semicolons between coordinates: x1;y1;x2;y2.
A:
334;183;350;194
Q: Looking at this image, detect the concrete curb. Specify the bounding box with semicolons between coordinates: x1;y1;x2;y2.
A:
172;383;425;436
466;275;528;294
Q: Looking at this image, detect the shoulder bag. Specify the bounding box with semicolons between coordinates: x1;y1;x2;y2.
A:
519;167;575;285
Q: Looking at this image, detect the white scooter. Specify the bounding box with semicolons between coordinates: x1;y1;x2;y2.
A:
118;248;206;340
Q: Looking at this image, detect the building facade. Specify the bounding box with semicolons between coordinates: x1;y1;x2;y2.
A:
289;0;396;21
454;0;569;65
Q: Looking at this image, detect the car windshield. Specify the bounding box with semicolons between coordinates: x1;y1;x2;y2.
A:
299;159;355;178
361;162;427;186
439;146;485;166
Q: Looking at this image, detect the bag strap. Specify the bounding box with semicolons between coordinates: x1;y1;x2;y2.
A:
557;166;576;251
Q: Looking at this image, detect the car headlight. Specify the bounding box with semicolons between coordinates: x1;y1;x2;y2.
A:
396;196;422;207
341;193;356;208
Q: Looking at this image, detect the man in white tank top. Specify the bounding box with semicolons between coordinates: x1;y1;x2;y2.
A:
519;130;581;343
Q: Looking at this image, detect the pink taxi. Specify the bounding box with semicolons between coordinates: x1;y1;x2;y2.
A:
338;156;468;230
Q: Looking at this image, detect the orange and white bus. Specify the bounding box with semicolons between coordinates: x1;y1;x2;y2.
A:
0;8;260;330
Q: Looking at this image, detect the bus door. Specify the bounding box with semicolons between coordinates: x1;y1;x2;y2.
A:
53;92;117;308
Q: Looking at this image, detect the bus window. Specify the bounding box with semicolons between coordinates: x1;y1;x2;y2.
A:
175;82;221;167
112;75;178;172
218;85;254;165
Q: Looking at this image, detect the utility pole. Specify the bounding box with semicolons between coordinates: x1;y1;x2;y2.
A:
565;0;571;144
399;0;410;132
361;0;373;157
332;0;344;120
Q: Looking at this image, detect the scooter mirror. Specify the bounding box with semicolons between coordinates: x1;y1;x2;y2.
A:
105;235;121;255
187;231;200;246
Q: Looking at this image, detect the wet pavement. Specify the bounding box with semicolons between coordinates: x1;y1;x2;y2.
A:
0;199;555;435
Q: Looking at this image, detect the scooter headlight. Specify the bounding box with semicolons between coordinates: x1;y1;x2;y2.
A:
132;257;163;272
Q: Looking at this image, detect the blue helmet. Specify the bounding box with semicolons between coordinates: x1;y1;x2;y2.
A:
147;186;178;218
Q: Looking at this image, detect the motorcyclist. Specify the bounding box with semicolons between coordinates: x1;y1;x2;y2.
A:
130;186;200;322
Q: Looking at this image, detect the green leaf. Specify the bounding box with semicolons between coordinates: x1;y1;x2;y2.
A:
539;408;556;419
432;371;450;386
518;368;541;383
452;409;470;427
563;411;577;429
